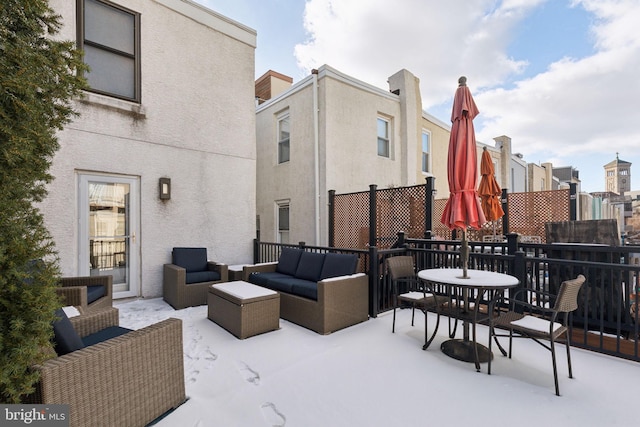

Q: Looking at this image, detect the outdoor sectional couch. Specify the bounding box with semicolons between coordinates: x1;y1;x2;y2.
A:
243;247;369;334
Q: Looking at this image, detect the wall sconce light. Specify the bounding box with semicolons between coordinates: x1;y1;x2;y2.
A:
159;177;171;200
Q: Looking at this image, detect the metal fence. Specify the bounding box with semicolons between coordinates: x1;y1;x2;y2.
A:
253;236;639;362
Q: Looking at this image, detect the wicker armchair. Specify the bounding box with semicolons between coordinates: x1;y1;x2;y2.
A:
55;275;113;312
163;247;228;309
31;307;186;427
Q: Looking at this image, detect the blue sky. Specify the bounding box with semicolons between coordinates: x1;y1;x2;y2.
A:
196;0;639;194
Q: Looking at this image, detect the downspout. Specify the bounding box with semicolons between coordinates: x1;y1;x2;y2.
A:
312;69;320;245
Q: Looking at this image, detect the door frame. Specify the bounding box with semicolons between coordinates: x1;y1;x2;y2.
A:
78;172;140;299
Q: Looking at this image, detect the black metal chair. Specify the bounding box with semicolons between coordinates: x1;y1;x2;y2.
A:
387;256;442;349
488;274;586;396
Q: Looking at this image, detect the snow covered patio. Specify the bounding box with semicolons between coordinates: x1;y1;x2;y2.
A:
116;298;637;427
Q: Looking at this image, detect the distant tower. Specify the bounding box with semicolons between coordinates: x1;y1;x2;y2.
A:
604;153;632;195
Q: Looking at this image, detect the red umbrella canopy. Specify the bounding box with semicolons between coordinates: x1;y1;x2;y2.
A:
477;148;505;221
440;77;486;231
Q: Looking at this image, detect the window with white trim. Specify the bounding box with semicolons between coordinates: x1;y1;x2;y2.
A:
377;117;390;157
78;0;141;102
277;202;290;244
277;112;290;163
421;130;431;173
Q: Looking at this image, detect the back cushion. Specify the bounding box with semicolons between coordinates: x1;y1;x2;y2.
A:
172;247;208;272
52;308;85;356
320;253;358;280
295;252;325;282
276;247;303;276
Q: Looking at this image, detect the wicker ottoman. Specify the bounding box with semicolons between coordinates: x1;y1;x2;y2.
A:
208;281;280;339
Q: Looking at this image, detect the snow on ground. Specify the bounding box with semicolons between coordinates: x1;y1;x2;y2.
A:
116;298;638;427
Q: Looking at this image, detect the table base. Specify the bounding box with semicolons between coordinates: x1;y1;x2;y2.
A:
440;339;493;363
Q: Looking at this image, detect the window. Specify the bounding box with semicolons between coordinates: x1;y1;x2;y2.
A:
421;130;431;173
377;117;390;157
620;169;629;175
78;0;140;102
540;178;545;191
277;113;290;163
277;202;290;244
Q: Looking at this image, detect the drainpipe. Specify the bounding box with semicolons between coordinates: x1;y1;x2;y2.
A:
312;69;320;245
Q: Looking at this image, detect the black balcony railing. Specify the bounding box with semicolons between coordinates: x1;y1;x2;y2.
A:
254;235;640;362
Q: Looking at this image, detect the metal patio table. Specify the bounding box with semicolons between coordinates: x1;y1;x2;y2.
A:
418;268;519;371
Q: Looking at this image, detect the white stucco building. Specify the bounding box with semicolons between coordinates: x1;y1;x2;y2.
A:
44;0;257;298
255;66;452;246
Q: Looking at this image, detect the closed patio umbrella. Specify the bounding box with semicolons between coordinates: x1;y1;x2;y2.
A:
477;146;504;238
440;76;486;278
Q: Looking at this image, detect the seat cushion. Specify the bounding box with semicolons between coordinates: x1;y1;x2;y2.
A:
319;253;358;280
82;326;133;347
172;247;208;272
248;272;291;288
295;252;325;282
276;247;303;276
186;270;221;284
290;280;318;300
86;284;106;304
52;308;85;356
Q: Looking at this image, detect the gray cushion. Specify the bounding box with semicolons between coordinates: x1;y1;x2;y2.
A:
52;308;85;356
86;285;106;304
276;247;303;276
82;326;132;347
290;280;318;300
186;270;220;284
172;247;208;272
319;253;358;280
295;252;325;282
248;271;291;287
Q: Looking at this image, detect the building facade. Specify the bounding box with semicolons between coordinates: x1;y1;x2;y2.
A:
604;154;632;195
44;0;257;298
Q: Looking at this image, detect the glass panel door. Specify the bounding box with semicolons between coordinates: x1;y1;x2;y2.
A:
79;174;139;298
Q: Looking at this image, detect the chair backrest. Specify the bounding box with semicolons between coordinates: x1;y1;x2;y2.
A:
553;274;586;313
172;247;208;272
386;256;415;281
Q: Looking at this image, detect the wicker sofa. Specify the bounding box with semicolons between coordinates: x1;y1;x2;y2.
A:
55;275;113;313
31;307;186;427
243;248;369;334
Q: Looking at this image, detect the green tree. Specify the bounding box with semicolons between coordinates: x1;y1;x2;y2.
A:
0;0;87;402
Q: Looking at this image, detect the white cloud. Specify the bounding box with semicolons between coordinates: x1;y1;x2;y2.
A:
294;0;640;191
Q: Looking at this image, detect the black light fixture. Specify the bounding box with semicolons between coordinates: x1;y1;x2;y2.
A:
159;177;171;200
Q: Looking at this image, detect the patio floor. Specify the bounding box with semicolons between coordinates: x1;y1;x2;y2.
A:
115;298;638;427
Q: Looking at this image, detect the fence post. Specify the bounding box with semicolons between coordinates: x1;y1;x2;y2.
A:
501;188;509;235
569;183;577;220
328;189;335;247
368;244;379;318
425;176;435;238
513;250;527;304
396;231;406;248
253;238;259;264
507;232;518;255
369;184;377;248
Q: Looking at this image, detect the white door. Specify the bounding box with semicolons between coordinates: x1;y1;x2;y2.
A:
78;173;140;298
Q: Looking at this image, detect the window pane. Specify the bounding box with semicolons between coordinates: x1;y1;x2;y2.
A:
278;138;290;163
278;206;289;231
84;45;135;99
85;0;135;54
422;152;428;172
378;137;389;157
278;116;290;163
377;118;388;138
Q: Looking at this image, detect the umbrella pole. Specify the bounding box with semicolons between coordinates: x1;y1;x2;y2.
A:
460;229;469;278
